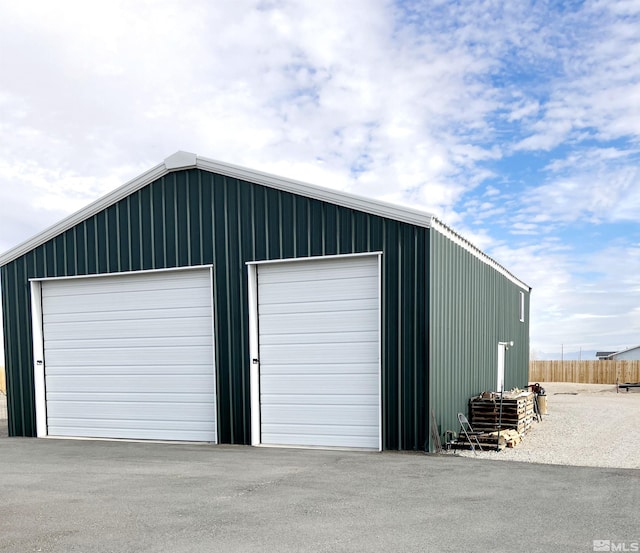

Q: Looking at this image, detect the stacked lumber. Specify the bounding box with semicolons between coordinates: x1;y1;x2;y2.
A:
455;429;522;451
469;391;535;434
478;429;522;450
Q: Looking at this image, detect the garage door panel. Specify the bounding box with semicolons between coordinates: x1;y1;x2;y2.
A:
45;345;213;366
258;261;376;282
261;394;377;406
260;330;378;346
258;311;378;333
48;418;216;432
44;364;212;376
46;424;216;442
262;423;379;438
42;268;217;442
258;299;375;315
258;256;380;449
44;307;213;324
43;317;213;340
261;404;379;426
43;272;209;296
260;433;377;448
261;425;379;449
261;374;379;396
44;336;212;350
46;374;215;393
47;391;215;403
259;280;377;298
260;343;378;364
46;400;215;420
43;289;206;314
259;278;377;302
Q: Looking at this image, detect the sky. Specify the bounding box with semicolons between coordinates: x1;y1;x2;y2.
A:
1;0;640;361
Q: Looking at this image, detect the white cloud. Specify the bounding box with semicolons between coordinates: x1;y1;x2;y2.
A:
514;1;640;151
0;0;518;250
2;0;640;363
512;161;640;229
507;100;540;122
487;238;640;353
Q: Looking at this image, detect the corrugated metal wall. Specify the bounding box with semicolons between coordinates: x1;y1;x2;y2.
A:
428;229;530;447
1;168;430;450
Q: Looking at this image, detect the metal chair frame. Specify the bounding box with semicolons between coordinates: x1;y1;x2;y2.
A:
457;412;483;455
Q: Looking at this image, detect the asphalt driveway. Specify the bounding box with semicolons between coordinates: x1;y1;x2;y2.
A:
0;438;638;553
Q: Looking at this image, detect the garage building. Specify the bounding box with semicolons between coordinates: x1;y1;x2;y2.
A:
0;152;530;451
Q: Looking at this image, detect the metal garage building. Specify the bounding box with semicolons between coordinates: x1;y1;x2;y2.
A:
0;151;530;451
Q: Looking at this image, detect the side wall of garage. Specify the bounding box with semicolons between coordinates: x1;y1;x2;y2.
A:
428;227;531;447
1;168;430;450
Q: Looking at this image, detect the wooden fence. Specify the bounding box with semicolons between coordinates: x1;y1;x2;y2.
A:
529;360;640;384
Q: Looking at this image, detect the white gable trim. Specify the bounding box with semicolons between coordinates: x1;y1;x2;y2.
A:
0;151;531;293
0;161;166;266
0;152;436;266
196;156;435;229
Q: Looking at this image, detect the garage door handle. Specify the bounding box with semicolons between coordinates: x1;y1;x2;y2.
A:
252;358;259;364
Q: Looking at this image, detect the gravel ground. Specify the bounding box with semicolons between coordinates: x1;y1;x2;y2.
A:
455;382;640;469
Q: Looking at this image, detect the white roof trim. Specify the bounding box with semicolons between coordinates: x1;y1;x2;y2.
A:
196;156;436;228
0;151;530;292
164;151;197;170
0;151;436;266
0;161;167;267
430;218;530;291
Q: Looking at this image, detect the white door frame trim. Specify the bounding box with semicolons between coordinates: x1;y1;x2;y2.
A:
246;252;383;450
497;340;514;392
29;265;216;440
30;281;47;437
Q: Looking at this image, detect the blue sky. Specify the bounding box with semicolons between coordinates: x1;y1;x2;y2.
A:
1;0;640;360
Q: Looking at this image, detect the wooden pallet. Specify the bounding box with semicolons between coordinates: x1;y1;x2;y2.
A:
469;392;535;435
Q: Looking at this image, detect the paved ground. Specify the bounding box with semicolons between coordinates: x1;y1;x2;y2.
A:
0;438;638;553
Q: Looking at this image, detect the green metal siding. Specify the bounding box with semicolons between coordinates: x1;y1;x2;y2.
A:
1;168;430;450
428;229;530;448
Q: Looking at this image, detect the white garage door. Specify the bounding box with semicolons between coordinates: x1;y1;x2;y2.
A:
258;255;380;449
41;268;217;442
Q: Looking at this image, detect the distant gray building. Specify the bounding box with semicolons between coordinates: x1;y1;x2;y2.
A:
598;346;640;361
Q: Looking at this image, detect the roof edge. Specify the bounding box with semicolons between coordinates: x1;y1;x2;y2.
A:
430;218;531;292
195;155;436;229
607;344;640;358
0;151;436;267
0;152;529;294
164;150;197;170
0;161;169;267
